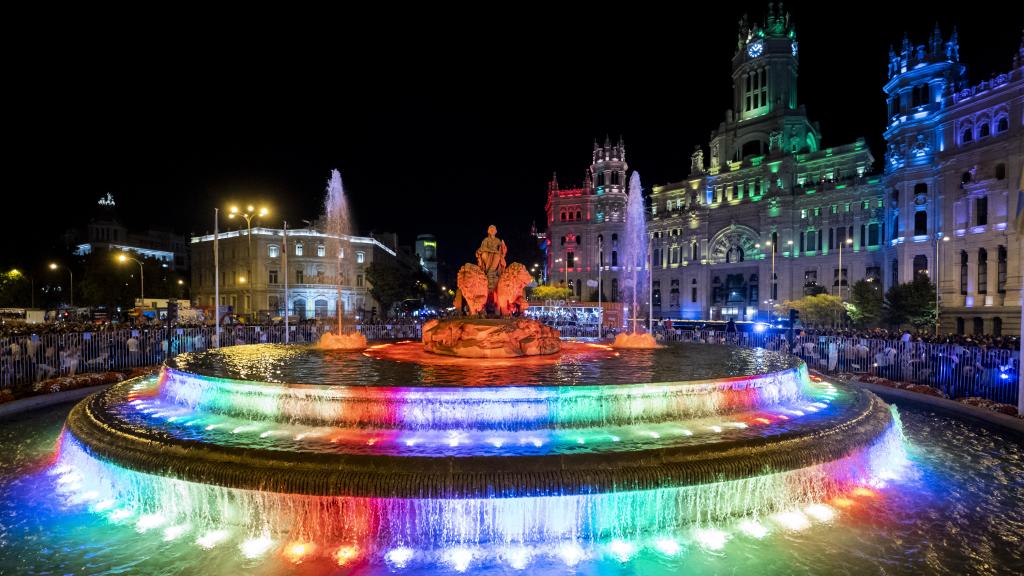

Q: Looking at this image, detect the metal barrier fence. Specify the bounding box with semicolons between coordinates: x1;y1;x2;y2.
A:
2;324;1018;406
0;324;424;389
666;330;1020;406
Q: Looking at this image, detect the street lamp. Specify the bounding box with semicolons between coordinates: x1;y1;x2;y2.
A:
117;253;144;306
48;262;73;307
935;234;950;334
228;204;269;316
837;237;853;300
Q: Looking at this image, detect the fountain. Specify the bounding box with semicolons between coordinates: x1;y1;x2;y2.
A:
46;224;909;572
613;171;659;349
316;169;367;352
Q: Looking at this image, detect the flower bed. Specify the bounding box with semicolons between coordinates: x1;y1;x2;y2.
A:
0;366;160;404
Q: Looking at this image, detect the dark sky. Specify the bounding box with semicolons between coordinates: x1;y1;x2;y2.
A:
8;3;1022;272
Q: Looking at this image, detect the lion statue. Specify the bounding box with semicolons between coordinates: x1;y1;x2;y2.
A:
495;262;532;316
456;263;489;316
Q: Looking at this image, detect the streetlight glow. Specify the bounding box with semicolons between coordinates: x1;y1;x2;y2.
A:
49;263;57;270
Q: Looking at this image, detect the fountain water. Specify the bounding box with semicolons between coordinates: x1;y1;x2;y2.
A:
318;169;367;351
614;171;659;349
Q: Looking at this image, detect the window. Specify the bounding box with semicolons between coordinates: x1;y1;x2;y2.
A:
691;241;699;261
973;317;984;336
866;266;881;282
833;268;848;287
356;274;364;288
611;278;618;301
914;211;928;236
804;269;818;284
315;299;329;318
268;295;279;313
293;299;306;319
611;251;618;266
799;231;805;252
996;117;1008;133
295;242;303;256
976;197;988;226
576;210;582;221
671;246;679;265
268;270;278;284
566;252;575;268
993;317;1003;337
956;317;965;335
913;255;928;279
891;259;899;286
296;270;304;284
961;127;973;143
960;251;968;295
829;228;835;250
356;251;365;264
997;245;1007;293
268;245;280;258
978;122;990;138
560;211;566;221
995;163;1006;180
652;281;661;307
611;234;618;248
977;248;987;294
961;171;972;185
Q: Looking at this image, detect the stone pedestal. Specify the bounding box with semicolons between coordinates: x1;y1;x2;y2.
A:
421;318;561;358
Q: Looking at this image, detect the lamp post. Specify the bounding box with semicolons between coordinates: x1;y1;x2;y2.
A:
117;253;144;306
935;234;950;335
837;237;853;300
48;262;73;308
228;205;269;317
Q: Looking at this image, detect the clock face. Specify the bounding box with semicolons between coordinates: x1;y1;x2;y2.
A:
747;39;764;58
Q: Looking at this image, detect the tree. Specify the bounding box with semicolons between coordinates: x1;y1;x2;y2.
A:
529;284;572;301
0;270;31;307
365;260;426;317
883;277;936;330
775;294;846;327
847;279;883;327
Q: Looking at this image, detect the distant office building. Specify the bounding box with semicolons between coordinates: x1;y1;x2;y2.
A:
415;234;439;282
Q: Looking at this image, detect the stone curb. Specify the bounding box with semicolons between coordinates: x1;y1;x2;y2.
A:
0;385;110;419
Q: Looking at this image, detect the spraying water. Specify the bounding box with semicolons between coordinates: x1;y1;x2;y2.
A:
624;171;648;334
318;169;366;349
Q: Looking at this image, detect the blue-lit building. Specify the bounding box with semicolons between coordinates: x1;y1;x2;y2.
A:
545;6;1022;334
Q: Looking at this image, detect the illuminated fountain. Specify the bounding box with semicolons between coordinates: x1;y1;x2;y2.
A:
317;169;367;352
613;171;658;349
50;226;908;572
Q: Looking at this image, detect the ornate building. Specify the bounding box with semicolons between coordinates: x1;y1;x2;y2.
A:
190;226;397;321
545;136;629;302
544;6;1023;335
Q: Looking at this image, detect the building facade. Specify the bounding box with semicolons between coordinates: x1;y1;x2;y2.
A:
882;28;1023;335
415;234;439;282
545;136;630;302
72;193;190;271
190;226;397;321
544;7;1023;335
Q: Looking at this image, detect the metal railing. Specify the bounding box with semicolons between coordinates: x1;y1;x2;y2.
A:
0;324;424;389
665;330;1020;406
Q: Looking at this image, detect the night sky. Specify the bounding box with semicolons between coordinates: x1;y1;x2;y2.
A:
8;3;1022;273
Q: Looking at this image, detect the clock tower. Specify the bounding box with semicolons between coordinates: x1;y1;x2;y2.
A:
709;3;819;169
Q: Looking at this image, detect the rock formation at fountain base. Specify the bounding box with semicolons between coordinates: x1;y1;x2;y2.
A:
421;317;560;358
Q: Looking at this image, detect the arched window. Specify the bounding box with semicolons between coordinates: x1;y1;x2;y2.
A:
560;210;566;221
913;254;928;279
961;171;972;185
972;317;984;335
293;299;306;319
978;122;990;138
961;127;973;143
314;299;328;318
914;211;928;236
960;251;968;295
996;116;1009;133
956;317;965;335
560;236;566;246
611;233;619;248
691;241;698;261
576;210;582;221
977;248;988;294
993;317;1003;337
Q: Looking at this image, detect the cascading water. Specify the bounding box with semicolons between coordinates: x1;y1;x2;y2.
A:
318;169;367;350
50;341;909;571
